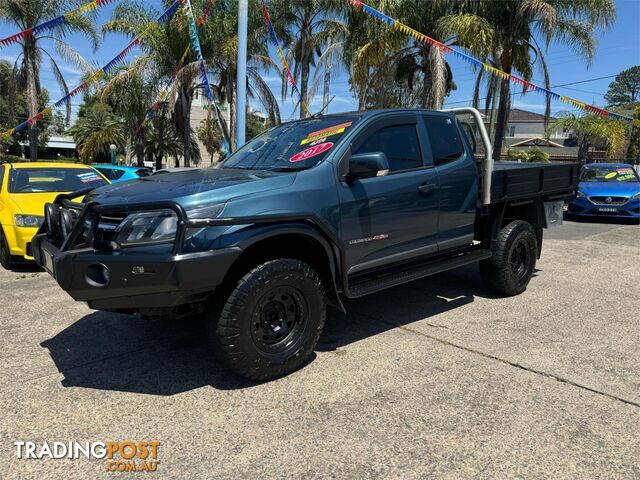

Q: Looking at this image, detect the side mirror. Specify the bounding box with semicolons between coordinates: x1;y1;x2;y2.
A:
348;152;390;181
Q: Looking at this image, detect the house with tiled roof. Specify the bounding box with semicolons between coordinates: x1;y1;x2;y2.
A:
481;108;583;160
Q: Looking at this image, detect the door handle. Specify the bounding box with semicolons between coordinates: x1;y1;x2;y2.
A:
418;183;438;195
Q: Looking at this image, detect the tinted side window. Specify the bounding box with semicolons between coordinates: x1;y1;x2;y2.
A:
0;166;4;192
355;124;422;172
111;169;125;180
423;116;464;166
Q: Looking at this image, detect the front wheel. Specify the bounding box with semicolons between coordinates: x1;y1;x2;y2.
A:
480;220;538;296
0;227;17;270
208;259;326;381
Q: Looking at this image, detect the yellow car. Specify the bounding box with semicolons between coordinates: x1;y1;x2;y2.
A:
0;162;109;269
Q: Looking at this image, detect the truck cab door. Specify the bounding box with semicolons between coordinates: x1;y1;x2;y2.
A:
421;114;478;252
337;114;440;275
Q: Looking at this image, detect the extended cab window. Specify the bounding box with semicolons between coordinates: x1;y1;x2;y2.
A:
423;115;464;166
355;124;423;172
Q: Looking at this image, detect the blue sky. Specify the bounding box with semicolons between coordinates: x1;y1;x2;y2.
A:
1;0;639;125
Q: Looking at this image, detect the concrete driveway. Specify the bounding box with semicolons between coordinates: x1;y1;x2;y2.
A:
0;220;638;479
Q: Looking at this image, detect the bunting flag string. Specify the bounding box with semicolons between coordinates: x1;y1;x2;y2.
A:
185;0;230;153
0;0;181;140
0;0;117;48
345;0;638;127
260;0;309;116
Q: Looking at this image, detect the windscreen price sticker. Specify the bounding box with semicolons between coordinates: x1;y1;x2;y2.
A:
290;142;334;163
301;122;353;145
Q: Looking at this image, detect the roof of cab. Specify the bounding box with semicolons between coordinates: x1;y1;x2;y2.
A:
318;108;449;120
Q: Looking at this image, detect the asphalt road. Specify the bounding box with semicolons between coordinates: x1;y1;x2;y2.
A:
1;220;639;479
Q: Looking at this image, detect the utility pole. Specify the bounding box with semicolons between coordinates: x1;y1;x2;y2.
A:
236;0;248;149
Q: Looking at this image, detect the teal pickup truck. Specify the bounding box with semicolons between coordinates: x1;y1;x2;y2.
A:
33;108;578;381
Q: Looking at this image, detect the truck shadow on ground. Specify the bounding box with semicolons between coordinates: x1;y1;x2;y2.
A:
40;264;533;395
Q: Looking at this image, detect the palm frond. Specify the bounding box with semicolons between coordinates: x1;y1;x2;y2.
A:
247;68;281;125
40;48;71;122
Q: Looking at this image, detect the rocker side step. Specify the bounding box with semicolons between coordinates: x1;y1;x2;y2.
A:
347;249;492;298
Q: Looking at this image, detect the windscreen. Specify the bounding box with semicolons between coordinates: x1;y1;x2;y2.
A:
220;117;360;171
580;166;639;183
9;167;108;193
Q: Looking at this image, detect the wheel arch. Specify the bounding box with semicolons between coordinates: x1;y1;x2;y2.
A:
479;199;545;259
220;223;346;313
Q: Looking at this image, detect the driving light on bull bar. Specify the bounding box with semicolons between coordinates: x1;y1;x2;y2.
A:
114;209;178;247
15;214;44;228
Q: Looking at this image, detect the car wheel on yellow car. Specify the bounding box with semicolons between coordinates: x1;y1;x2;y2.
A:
0;227;18;270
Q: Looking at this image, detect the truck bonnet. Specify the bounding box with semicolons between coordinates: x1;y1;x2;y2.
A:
82;168;296;207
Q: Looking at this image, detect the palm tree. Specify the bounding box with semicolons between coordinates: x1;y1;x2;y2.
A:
68;103;126;164
269;0;348;117
550;114;627;162
440;0;616;160
100;63;157;167
104;0;279;156
145;103;183;170
343;0;459;110
0;0;99;160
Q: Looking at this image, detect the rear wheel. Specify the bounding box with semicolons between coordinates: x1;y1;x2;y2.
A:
208;259;326;381
0;227;18;270
480;220;538;296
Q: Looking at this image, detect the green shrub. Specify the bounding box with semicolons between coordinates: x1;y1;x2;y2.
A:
0;154;26;163
505;147;550;163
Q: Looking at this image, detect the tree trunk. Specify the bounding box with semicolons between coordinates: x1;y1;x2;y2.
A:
493;52;513;162
24;37;39;161
426;46;446;109
134;131;145;167
156;114;165;171
299;13;310;119
300;59;310;118
322;40;331;114
578;135;589;163
181;88;192;168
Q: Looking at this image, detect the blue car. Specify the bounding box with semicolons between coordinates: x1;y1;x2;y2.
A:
568;163;640;220
91;165;152;183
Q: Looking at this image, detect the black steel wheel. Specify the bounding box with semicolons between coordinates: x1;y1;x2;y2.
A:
251;286;309;355
480;220;538;296
208;258;326;381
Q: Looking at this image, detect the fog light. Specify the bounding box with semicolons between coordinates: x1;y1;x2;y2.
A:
132;266;155;275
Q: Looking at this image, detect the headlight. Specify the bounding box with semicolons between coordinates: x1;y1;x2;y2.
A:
633;192;640;199
576;191;587;199
15;214;44;228
114;210;178;247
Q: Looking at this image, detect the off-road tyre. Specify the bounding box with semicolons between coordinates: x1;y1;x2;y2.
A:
480;220;538;296
208;259;326;381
